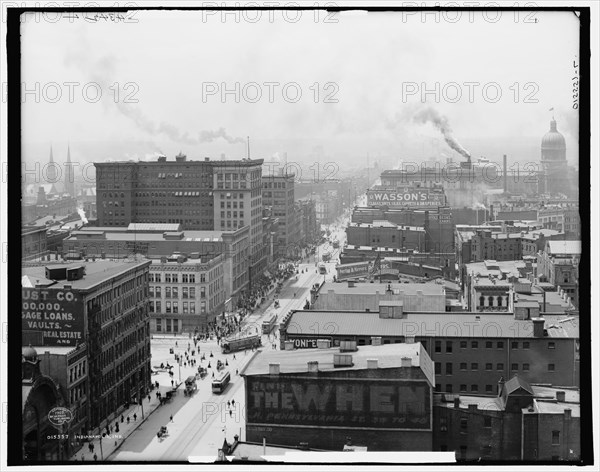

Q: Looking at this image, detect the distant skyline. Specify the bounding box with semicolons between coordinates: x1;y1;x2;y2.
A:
21;9;581;169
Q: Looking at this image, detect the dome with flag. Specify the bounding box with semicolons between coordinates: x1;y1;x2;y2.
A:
541;119;566;157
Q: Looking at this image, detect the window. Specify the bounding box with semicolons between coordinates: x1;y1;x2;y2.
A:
551;430;560;445
512;341;519;349
497;296;503;307
445;384;453;393
446;363;453;375
435;363;441;375
460;341;467;349
523;363;530;372
471;384;479;393
183;302;188;314
548;342;556;349
485;384;493;394
155;301;161;312
156;319;162;332
165;287;171;298
471;341;478;349
497;341;504;349
523;341;530;349
460;417;468;430
165;274;171;283
446;341;452;353
460;363;467;371
182;287;188;299
511;363;519;371
459;446;467;460
497;363;504;371
488;296;494;306
440;417;448;432
485;363;492;371
486;341;493;349
190;302;195;314
166;301;171;313
479;296;485;306
471;363;478;370
182;274;189;283
435;341;441;353
460;384;467;392
172;302;178;313
190;287;195;298
548;364;555;372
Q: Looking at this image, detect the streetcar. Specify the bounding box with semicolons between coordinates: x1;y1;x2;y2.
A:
221;334;262;354
211;371;231;394
262;314;278;334
322;252;331;262
318;262;327;274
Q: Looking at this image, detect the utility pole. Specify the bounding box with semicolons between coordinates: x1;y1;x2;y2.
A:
247;136;250;159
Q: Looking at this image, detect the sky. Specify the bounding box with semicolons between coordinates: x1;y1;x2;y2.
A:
19;8;582;170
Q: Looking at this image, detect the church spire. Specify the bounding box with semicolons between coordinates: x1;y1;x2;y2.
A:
47;145;57;182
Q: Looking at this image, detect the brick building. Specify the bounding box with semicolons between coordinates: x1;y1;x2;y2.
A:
241;343;435;451
311;281;446;312
22;226;48;261
22;260;152;431
148;253;225;332
61;223;250;304
536;240;580;308
261;173;300;257
346;221;426;252
278;307;579;393
433;376;580;461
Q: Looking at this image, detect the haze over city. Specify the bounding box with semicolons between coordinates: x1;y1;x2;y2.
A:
21;10;580;170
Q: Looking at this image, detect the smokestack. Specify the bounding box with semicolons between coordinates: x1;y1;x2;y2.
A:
556;391;566;402
307;361;319;372
503;154;508;193
401;357;412;367
532;317;545;338
269;363;280;375
367;359;378;369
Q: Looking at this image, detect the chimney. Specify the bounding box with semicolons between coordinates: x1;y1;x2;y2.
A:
531;317;545;337
401;357;412;367
316;339;331;349
556;391;566;402
367;359;378;369
347;280;355;288
371;337;382;346
284;341;294;351
269;363;280;375
503;154;508;193
453;397;460;408
468;404;478;413
405;335;415;344
564;408;572;420
498;376;505;396
307;361;319;373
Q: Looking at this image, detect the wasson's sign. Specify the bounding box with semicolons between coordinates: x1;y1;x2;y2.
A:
367;189;443;207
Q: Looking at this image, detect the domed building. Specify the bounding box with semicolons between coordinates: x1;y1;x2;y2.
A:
539;118;570;196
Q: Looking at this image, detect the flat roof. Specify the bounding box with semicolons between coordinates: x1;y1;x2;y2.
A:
242;343;433;384
284;311;579;339
22;260;150;291
127;223;182;232
547;240;581;255
321;281;443;296
34;345;82;355
65;230;227;242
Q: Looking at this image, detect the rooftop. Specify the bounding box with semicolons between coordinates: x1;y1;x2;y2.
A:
283;311;579;339
21;260;150;291
546;240;581;256
241;343;434;385
320;281;443;296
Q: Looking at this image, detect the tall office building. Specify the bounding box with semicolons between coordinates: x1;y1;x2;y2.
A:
95;155;265;286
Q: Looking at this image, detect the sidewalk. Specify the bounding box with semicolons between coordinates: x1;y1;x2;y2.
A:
70;383;172;462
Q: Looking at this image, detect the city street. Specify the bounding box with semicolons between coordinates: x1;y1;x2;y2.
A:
104;230;349;461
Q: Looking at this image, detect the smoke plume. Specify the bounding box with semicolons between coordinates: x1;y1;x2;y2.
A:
77;207;88;225
413;108;471;160
65;51;245;146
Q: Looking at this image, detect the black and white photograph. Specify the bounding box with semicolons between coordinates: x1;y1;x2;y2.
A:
2;1;597;469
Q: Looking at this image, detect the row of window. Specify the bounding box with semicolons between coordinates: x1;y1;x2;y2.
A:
434;340;555;352
435;362;555;375
151;300;207;314
149;273;204;283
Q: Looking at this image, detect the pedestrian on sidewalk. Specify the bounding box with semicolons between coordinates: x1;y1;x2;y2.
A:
148;394;151;402
89;443;94;453
232;399;235;406
229;409;233;417
127;416;130;424
227;400;230;408
171;380;174;387
81;454;84;461
133;413;137;422
93;453;98;461
170;414;173;422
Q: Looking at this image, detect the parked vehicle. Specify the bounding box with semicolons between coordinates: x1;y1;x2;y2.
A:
184;375;197;396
